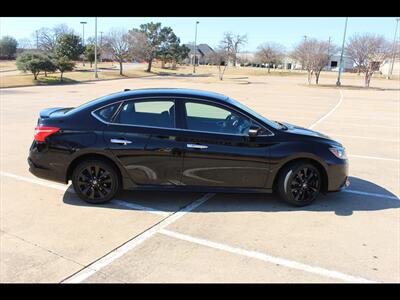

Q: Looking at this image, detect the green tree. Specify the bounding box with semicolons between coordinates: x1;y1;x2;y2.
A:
84;44;99;68
54;34;84;60
128;22;180;72
16;52;48;80
170;44;190;69
0;36;18;59
41;55;58;76
55;56;75;81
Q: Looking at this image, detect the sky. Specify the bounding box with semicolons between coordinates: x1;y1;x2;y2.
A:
1;17;398;52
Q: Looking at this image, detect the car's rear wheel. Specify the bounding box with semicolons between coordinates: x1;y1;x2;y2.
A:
72;160;120;204
277;162;321;206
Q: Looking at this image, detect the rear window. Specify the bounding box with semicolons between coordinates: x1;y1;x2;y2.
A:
93;104;119;122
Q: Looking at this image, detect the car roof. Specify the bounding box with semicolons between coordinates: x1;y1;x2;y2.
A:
70;88;233;115
117;88;230;102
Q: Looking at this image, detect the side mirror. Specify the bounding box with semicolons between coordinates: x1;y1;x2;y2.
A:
248;126;260;138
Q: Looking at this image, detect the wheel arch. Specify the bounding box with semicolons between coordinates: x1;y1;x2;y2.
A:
66;153;123;185
272;157;329;194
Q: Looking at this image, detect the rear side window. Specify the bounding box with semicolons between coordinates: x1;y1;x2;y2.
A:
115;100;175;128
93;104;119;122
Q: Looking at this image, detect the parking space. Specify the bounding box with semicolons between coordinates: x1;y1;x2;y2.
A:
1;74;399;283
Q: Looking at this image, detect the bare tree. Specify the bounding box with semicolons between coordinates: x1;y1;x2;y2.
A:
103;29;130;76
17;38;34;49
312;41;337;84
34;24;74;53
221;32;247;67
346;33;391;87
345;34;369;75
292;38;337;85
291;38;317;84
206;45;231;80
255;42;285;73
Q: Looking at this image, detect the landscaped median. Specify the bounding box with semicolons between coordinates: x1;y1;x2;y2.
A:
0;61;157;89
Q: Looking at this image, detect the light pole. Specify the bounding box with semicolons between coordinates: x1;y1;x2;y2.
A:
94;17;98;79
336;17;348;86
99;31;103;63
80;21;87;66
36;30;39;49
327;36;331;70
388;18;400;79
193;21;199;74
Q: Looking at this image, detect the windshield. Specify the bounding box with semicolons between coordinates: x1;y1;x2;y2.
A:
228;98;284;130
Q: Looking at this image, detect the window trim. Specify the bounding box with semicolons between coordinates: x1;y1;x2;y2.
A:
91;96;274;137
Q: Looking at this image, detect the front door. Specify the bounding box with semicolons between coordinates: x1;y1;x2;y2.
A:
179;100;273;188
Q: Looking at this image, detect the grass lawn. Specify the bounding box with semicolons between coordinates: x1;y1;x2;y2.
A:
1;60;398;89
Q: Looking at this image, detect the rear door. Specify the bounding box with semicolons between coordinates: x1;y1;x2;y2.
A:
101;98;184;186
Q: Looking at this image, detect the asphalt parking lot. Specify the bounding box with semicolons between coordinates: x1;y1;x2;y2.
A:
1;74;399;283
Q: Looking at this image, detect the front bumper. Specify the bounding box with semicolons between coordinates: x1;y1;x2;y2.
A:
326;160;349;192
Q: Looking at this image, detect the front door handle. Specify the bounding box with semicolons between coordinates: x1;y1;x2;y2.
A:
111;138;132;145
187;143;208;150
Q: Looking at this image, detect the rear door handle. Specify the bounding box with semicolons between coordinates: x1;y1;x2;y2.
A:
187;143;208;150
111;138;132;145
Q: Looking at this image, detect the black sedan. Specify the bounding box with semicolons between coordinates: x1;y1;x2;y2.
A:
28;88;349;206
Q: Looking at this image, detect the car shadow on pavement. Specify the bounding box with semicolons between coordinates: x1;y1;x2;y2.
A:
62;176;399;216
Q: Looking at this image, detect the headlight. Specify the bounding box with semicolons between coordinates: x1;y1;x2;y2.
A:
329;146;347;159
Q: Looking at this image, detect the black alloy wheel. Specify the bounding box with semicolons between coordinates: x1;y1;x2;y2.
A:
277;162;321;206
72;160;119;204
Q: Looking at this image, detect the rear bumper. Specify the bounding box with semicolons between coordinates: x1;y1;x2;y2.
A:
28;157;67;184
326;160;349;192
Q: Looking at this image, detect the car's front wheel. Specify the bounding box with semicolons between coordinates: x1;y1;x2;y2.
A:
72;160;120;204
277;162;321;206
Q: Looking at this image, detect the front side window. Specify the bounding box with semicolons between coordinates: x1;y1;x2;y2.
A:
184;101;252;135
115;100;175;128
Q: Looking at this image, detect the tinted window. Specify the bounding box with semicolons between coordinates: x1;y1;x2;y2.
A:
185;102;252;135
93;104;118;122
115;100;175;128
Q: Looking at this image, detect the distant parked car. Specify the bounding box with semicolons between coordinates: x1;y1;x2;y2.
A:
28;89;349;206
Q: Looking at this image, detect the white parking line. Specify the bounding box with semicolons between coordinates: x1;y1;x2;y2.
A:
348;154;400;162
159;229;376;283
309;90;343;129
0;171;67;191
61;193;215;283
0;171;169;216
112;199;170;217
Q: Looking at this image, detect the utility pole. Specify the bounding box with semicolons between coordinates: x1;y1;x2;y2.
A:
80;21;87;66
193;21;199;74
388;18;400;79
36;30;39;49
95;17;98;79
99;31;103;62
336;17;348;86
327;36;331;70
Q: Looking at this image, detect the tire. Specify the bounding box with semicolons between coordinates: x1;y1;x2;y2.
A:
72;159;120;204
277;162;321;207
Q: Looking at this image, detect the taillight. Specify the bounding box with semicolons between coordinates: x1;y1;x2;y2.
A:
34;126;60;142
